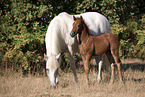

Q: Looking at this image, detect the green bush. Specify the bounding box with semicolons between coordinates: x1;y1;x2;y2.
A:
111;16;145;59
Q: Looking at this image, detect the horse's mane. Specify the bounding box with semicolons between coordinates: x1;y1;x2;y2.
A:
75;17;93;36
46;13;73;56
83;21;93;36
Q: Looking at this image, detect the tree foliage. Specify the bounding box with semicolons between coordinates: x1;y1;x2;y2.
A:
0;0;145;74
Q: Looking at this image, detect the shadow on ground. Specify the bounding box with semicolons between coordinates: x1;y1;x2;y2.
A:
122;63;145;72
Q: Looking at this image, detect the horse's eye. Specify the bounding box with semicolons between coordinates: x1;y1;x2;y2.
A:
78;25;80;27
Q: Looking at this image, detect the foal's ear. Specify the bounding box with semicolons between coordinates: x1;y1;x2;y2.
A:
80;16;83;20
73;16;76;21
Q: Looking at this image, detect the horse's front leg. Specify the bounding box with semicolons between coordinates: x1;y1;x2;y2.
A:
67;46;78;83
68;53;78;83
83;54;91;85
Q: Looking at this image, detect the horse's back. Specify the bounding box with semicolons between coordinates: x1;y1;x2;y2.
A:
80;12;111;36
101;33;120;49
104;33;119;42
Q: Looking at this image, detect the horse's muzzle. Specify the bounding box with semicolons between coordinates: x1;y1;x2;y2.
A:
70;31;76;37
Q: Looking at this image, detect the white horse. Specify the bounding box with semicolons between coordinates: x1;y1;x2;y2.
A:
44;12;111;88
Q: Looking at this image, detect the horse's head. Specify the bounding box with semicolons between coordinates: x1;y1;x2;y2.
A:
70;15;84;37
44;53;61;88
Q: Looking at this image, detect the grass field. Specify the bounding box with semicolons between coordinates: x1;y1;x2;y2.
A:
0;59;145;97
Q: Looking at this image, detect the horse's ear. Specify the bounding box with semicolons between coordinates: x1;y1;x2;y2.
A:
44;53;49;60
80;16;83;20
80;16;84;21
56;53;61;59
73;16;76;21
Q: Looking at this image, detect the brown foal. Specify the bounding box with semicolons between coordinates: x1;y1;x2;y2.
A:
70;16;123;84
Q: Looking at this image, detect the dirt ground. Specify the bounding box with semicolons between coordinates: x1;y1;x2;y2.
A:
0;58;145;97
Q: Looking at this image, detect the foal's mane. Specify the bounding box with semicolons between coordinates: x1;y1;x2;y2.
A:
76;17;93;36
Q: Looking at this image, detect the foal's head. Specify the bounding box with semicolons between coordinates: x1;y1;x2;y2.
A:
70;16;84;37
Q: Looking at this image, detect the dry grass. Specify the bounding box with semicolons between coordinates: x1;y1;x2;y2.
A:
0;59;145;97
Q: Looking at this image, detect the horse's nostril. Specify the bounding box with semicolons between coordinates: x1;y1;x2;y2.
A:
70;31;76;37
70;32;73;37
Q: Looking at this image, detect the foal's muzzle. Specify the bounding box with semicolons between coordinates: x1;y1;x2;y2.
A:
70;31;77;37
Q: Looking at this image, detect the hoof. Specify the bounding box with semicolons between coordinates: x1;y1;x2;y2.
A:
109;80;114;85
97;78;101;84
119;80;124;85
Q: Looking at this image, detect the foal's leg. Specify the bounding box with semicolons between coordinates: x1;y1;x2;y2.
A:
105;51;115;84
83;54;91;85
111;50;123;83
110;63;115;84
117;62;122;83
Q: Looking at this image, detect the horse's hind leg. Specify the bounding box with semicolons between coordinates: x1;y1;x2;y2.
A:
105;51;115;84
83;54;91;85
95;55;103;83
117;62;122;83
114;57;122;83
111;49;123;83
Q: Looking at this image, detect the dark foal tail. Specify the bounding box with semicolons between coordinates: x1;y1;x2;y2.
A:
105;51;115;64
111;35;121;63
106;33;121;64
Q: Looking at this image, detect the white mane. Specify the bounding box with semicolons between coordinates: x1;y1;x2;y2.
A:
45;12;75;57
